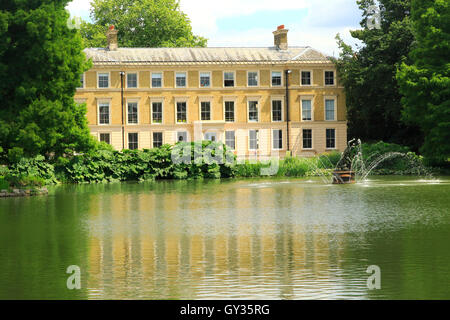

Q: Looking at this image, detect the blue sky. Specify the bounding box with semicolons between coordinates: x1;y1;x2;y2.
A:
66;0;363;56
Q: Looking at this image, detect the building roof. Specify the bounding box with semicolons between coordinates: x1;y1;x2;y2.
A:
84;46;331;65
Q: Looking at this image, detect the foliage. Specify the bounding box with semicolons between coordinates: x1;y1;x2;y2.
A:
8;155;57;185
334;0;423;151
396;0;450;165
81;0;207;48
0;0;96;160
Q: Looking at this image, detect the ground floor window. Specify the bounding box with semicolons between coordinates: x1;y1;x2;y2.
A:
303;129;312;149
326;129;336;149
177;131;188;142
153;132;163;148
128;133;138;150
249;130;259;150
225;131;235;150
272;129;282;150
99;133;110;145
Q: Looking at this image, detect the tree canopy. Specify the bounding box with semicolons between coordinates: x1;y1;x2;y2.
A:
334;0;422;150
0;0;95;161
81;0;207;48
397;0;450;164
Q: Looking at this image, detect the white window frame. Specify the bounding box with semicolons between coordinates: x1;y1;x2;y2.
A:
199;71;211;88
175;71;188;88
126;99;139;125
78;73;85;89
324;70;336;86
302;128;314;150
272;129;283;150
151;71;164;88
326;128;337;150
247;70;259;87
324;96;337;121
127;132;139;150
225;130;236;151
271;70;283;87
174;98;188;124
300;70;313;86
97;99;111;125
152;131;164;148
126;72;139;89
150;98;164;125
223;98;236;123
97;72;110;89
176;131;189;143
98;132;112;145
271;97;284;122
248;129;259;151
247;98;260;123
199;99;212;121
223;71;235;88
300;95;314;121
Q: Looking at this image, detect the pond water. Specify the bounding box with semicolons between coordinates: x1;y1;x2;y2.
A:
0;176;449;300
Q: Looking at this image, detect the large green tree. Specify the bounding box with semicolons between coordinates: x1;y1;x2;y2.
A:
334;0;422;150
397;0;449;164
81;0;207;48
0;0;95;161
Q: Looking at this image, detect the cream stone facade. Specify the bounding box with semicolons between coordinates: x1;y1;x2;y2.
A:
75;26;347;159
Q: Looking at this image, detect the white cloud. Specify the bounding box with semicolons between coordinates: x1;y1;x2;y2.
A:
66;0;92;20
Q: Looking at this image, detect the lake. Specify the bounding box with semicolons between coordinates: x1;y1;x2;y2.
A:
0;176;449;299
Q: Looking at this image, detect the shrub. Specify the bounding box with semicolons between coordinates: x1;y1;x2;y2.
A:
8;155;57;185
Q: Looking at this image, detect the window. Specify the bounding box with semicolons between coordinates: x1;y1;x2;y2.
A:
273;129;283;150
200;101;211;121
248;101;258;122
303;129;312;149
127;102;138;124
249;130;259;150
128;133;138;150
326;129;336;149
301;71;311;85
325;71;335;85
152;73;162;88
302;99;312;121
98;73;109;88
177;131;188;142
224;72;234;87
78;74;84;88
325;99;335;121
153;132;163;148
127;73;137;88
99;133;110;144
176;72;187;88
224;101;235;122
152;102;163;124
204;132;217;141
176;102;187;123
272;100;282;122
248;71;258;86
225;131;235;150
272;71;282;86
200;72;211;88
99;102;110;124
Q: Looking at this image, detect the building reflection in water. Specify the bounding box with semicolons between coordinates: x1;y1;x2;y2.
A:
85;181;361;299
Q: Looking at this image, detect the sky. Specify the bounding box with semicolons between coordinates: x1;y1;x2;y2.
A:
66;0;363;56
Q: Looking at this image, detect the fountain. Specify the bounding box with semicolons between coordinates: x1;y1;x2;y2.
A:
332;139;359;184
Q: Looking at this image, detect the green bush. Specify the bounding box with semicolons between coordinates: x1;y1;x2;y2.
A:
8;155;57;185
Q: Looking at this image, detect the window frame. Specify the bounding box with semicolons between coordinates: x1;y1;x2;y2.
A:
152;131;164;148
78;73;85;89
175;99;188;124
326;128;336;150
271;97;284;122
175;71;188;88
271;70;283;87
272;129;283;150
126;72;138;89
151;72;164;88
223;98;236;123
199;71;211;88
300;95;314;121
324;70;336;86
302;129;313;150
150;98;164;125
248;129;259;151
97;100;111;125
99;132;111;145
300;70;313;86
247;99;260;123
199;100;212;121
223;71;235;88
127;132;139;150
176;131;189;143
324;96;337;121
247;70;259;87
126;99;139;125
225;130;236;151
97;72;110;89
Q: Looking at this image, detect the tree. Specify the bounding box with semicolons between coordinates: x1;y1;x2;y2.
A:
0;0;95;161
334;0;422;150
81;0;207;48
397;0;450;164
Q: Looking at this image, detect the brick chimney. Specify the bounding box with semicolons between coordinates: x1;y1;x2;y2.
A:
273;25;288;50
106;25;118;51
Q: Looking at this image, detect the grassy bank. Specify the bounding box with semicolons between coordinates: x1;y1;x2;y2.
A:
0;141;433;188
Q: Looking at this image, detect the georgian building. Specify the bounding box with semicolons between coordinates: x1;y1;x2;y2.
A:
75;25;347;158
